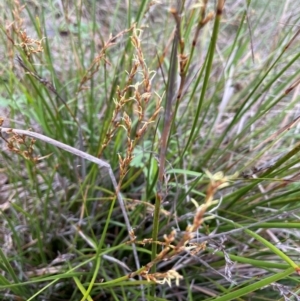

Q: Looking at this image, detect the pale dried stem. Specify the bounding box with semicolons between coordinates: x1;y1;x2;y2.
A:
0;127;140;271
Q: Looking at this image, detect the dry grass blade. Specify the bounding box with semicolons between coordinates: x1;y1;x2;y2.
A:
0;126;140;271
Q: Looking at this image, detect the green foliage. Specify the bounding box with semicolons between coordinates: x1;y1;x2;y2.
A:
1;0;300;300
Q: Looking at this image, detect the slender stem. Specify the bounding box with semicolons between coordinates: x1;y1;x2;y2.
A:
0;127;140;271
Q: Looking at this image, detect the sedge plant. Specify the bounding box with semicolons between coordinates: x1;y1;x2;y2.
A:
1;0;300;300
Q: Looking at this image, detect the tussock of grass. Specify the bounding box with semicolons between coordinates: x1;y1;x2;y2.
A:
1;0;300;300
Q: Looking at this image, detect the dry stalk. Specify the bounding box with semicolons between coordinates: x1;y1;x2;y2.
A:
5;1;43;59
0;127;140;271
98;26;162;185
127;170;237;286
6;1;81;137
78;24;136;92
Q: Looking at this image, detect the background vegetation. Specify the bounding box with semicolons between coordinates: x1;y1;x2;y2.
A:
1;0;300;300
